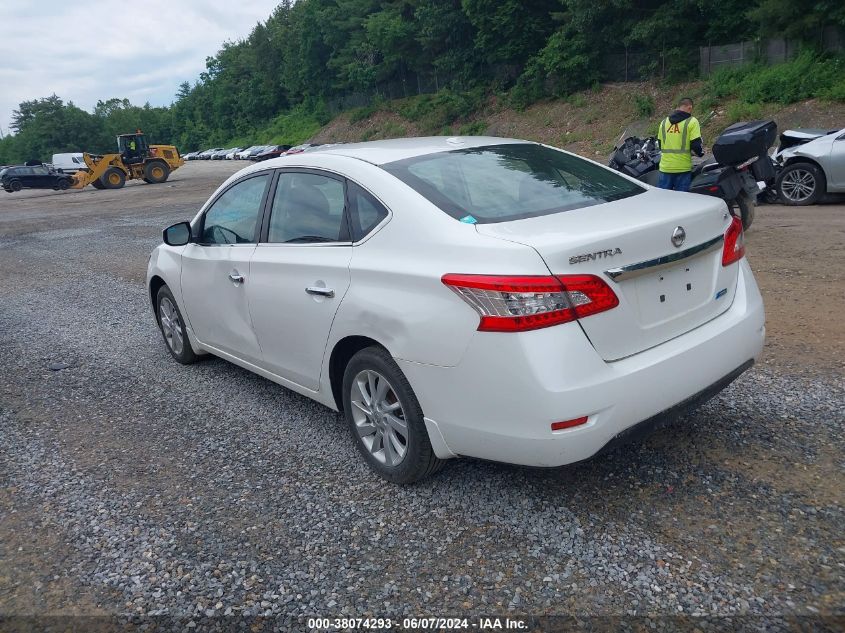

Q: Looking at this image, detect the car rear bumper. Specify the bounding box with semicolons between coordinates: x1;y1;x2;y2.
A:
398;259;765;467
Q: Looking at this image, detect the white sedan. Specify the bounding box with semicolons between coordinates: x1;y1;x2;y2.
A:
147;137;765;484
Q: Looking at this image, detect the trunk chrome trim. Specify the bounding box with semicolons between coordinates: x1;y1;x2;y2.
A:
604;234;724;282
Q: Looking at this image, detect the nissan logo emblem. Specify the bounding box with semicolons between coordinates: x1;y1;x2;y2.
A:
671;226;686;248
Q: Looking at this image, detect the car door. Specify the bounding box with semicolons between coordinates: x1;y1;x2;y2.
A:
180;172;271;364
247;170;353;390
33;165;51;187
20;167;37;187
827;131;845;190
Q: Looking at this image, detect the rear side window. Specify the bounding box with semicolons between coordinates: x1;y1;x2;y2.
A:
348;182;388;241
382;143;644;224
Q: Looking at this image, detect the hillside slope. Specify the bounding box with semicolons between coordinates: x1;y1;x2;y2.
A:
312;80;845;159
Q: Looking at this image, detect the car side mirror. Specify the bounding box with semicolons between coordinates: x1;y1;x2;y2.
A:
163;221;192;246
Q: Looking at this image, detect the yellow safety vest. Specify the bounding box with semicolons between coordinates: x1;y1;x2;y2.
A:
658;116;700;173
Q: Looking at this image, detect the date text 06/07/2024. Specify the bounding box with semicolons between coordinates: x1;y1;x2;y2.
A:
306;617;529;630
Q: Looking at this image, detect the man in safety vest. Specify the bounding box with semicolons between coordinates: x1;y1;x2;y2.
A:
657;97;703;192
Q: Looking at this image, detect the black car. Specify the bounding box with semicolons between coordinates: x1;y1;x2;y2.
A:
251;145;292;161
2;164;74;193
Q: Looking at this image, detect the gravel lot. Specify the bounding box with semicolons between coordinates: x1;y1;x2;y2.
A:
0;161;843;630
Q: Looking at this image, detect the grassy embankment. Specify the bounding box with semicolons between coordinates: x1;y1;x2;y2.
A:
228;53;845;154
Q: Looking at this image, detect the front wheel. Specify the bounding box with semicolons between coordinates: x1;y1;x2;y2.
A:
777;162;825;206
155;286;198;364
342;346;444;484
8;179;22;192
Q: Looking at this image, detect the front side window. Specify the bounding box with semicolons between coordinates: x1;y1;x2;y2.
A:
382;143;645;224
200;174;269;244
267;172;348;243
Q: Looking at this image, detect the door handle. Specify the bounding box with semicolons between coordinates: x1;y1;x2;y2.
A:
305;286;335;298
229;272;245;284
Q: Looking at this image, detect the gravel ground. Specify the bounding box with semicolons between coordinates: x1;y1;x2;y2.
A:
0;162;843;631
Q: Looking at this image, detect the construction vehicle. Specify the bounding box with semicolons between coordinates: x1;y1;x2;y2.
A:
71;131;184;190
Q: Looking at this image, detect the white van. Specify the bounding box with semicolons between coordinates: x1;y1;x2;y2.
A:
51;153;89;174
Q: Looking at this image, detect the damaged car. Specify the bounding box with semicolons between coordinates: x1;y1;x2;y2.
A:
773;127;845;205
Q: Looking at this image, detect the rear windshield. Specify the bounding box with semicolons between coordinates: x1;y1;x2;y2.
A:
382;143;644;223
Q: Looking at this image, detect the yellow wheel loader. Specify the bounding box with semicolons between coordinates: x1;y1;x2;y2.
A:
71;132;184;190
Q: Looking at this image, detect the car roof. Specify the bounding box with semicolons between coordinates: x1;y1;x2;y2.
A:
315;136;531;165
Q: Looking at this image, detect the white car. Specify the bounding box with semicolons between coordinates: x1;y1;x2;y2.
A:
237;146;264;160
147;137;765;484
774;127;845;205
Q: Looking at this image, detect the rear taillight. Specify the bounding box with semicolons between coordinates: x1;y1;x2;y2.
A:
441;274;619;332
722;216;745;266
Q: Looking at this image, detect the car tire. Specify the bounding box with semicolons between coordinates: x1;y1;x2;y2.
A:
101;167;126;189
144;160;170;184
777;162;825;206
58;179;70;191
8;179;22;192
342;346;445;484
155;286;198;365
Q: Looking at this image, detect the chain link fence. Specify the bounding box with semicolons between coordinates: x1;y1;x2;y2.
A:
324;28;843;113
326;70;463;114
699;28;843;75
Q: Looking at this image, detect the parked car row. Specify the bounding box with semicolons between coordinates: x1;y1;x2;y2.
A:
182;143;340;162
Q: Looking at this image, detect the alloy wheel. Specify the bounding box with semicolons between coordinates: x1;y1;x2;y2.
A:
158;296;184;355
780;168;816;203
350;370;408;467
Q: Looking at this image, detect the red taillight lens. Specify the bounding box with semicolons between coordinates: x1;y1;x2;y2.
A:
441;273;618;332
551;416;589;431
722;216;745;266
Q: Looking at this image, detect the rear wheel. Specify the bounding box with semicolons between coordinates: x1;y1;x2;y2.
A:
8;179;22;192
342;346;444;484
101;167;126;189
57;179;70;191
90;179;105;190
144;160;170;184
777;162;825;206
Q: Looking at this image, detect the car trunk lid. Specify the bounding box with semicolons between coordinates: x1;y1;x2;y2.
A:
475;189;738;360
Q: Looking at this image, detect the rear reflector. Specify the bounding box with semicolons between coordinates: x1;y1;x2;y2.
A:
722;216;746;266
551;416;589;431
441;274;618;332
